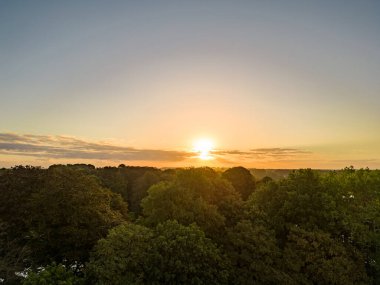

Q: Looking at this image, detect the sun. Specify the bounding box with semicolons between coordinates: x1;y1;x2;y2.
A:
193;138;215;160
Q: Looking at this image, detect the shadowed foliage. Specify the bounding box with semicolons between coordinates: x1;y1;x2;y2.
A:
1;166;380;284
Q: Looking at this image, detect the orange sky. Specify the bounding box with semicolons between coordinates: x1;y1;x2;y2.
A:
1;1;379;169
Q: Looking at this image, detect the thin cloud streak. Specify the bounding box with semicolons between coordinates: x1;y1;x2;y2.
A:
212;148;311;160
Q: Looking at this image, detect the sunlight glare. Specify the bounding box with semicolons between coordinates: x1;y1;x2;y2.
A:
193;139;215;160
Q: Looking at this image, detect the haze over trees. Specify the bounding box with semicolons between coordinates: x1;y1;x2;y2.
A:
0;164;379;284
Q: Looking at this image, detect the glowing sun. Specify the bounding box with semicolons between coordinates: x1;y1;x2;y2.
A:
193;139;215;160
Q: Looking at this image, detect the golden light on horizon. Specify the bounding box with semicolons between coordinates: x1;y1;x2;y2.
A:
193;138;215;160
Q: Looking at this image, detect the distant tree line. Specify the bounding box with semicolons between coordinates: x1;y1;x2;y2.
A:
0;164;379;284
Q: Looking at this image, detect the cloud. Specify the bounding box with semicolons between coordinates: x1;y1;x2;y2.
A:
0;133;313;166
0;133;191;162
250;148;311;154
329;159;380;165
212;147;311;160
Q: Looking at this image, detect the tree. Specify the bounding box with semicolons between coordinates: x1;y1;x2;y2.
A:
0;219;32;285
86;223;153;285
283;227;368;285
23;263;84;285
96;167;129;201
245;169;375;283
256;176;273;188
149;221;230;284
247;169;345;244
141;168;243;233
27;166;129;266
223;220;290;285
118;166;159;204
141;182;225;234
222;167;256;200
0;166;44;236
3;164;378;284
323;168;380;283
130;170;162;214
87;221;230;285
0;166;45;284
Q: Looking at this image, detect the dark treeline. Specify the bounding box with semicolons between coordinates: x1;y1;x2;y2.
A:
0;164;379;284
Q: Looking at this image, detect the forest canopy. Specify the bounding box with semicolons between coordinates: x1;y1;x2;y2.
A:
0;165;379;284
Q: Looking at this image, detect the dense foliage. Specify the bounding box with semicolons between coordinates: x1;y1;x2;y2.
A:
87;221;229;285
1;165;379;284
22;263;84;285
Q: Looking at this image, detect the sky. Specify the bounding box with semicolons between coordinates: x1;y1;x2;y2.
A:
1;0;379;169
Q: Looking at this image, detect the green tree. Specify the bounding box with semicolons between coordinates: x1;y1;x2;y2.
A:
87;221;230;285
27;166;129;266
96;167;129;201
23;263;84;285
323;168;380;283
222;167;256;200
130;170;163;214
224;220;290;284
141;181;225;234
149;220;230;284
86;223;153;285
247;169;375;283
0;166;45;284
118;166;159;204
141;168;243;233
283;227;368;285
248;169;344;244
256;176;273;187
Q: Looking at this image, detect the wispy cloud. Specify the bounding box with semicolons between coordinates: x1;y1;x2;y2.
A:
212;147;311;160
0;133;191;162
